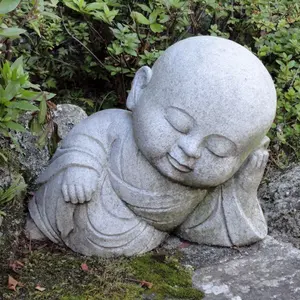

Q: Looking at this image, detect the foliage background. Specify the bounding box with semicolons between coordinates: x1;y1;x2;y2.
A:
2;0;300;163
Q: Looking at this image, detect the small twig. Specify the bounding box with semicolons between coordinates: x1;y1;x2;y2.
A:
84;16;107;44
60;8;106;69
98;91;114;110
121;53;135;72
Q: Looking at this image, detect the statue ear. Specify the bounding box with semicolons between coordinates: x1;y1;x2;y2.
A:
127;66;152;110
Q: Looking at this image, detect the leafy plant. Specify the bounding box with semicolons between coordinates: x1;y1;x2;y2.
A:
0;56;55;137
1;0;299;161
0;175;27;216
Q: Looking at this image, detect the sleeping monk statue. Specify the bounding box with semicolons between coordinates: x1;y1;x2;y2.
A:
26;36;277;257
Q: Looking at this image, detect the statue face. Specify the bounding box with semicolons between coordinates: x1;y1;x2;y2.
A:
132;98;247;188
129;37;276;188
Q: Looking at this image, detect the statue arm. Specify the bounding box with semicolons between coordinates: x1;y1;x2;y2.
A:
177;137;269;247
37;129;109;204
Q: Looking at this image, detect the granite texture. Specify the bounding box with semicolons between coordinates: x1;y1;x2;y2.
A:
27;36;277;257
192;236;300;300
53;104;87;140
259;164;300;248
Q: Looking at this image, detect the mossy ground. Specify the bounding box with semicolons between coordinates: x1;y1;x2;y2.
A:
0;198;204;299
131;253;204;300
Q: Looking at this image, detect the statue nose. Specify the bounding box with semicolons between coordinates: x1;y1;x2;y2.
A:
178;135;202;159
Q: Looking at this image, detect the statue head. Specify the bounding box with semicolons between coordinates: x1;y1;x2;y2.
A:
127;36;276;188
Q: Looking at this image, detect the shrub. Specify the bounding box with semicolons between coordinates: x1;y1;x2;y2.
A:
3;0;300;160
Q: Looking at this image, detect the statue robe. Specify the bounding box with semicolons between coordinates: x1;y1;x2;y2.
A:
29;110;267;257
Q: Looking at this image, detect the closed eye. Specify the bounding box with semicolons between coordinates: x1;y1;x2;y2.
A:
165;106;194;134
205;134;237;158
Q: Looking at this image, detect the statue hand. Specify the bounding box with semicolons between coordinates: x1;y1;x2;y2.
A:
235;137;269;193
62;167;99;204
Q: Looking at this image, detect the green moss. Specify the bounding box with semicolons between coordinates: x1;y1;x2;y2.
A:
2;248;142;300
2;245;204;300
130;253;204;300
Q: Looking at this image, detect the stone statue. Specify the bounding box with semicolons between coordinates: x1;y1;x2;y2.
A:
26;36;277;257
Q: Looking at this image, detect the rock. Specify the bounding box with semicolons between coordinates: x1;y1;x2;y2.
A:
9;104;87;187
14;122;50;186
162;235;300;300
191;236;300;300
0;163;12;191
259;164;300;248
53;104;87;140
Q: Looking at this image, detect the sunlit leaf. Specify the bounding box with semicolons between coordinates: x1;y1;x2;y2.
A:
5;121;25;132
38;99;47;124
150;23;164;33
0;28;26;37
10;101;39;111
136;4;151;13
4;82;20;101
131;11;150;25
0;0;21;14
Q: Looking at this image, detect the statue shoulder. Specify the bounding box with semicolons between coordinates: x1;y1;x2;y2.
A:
66;109;133;139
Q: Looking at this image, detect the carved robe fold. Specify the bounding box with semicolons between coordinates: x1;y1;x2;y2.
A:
28;110;267;256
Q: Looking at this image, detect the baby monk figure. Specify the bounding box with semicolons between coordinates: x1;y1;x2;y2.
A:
27;36;277;257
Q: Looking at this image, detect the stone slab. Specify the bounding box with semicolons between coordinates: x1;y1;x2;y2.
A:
191;236;300;299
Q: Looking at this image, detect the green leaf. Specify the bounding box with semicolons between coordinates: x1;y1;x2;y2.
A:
1;61;11;83
0;152;7;162
4;82;20;101
5;121;25;132
0;27;26;37
125;48;137;56
0;175;27;204
38;99;47;124
136;4;152;14
86;2;104;11
11;56;23;71
29;116;43;135
37;126;50;148
0;0;21;14
150;23;164;33
22;82;41;90
63;0;81;12
29;20;41;37
41;11;61;20
131;11;150;25
149;10;159;24
10;101;39;111
17;90;42;101
287;60;296;69
37;0;44;12
49;0;59;7
43;92;56;101
159;14;170;24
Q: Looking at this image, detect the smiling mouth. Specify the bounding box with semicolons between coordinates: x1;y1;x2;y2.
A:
167;154;193;173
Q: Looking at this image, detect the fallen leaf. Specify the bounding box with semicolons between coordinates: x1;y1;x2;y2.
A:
8;275;21;291
81;263;89;271
35;284;46;292
9;260;25;272
47;100;57;109
178;241;191;249
140;280;153;289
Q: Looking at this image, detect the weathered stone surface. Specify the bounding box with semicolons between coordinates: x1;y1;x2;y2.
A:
2;104;87;188
0;163;11;191
27;36;277;257
259;164;300;248
15;122;50;185
53;104;87;140
191;236;300;300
